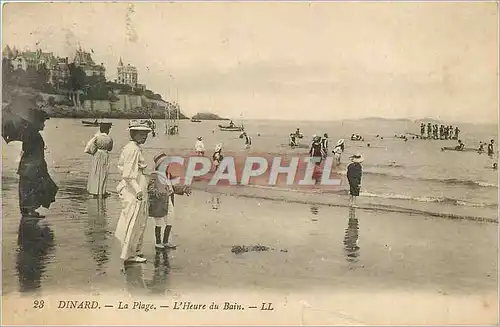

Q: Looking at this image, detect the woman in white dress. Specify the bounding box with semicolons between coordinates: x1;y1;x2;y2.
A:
84;122;113;197
114;120;152;263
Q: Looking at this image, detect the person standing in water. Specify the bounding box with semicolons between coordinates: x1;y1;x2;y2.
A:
240;131;252;149
148;152;192;250
309;135;323;166
195;136;205;156
427;123;432;138
488;139;495;157
347;153;364;207
84;122;113;197
454;127;460;140
420;123;425;137
333;139;345;166
114;120;152;263
14;97;58;218
212;143;224;172
321;133;329;159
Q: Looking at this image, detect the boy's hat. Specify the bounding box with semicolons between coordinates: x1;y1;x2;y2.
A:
154;152;167;170
350;153;364;163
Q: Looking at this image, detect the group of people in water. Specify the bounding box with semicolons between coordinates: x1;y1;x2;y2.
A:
420;122;460;140
306;132;361;205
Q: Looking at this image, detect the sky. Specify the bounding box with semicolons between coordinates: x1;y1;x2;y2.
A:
2;2;498;123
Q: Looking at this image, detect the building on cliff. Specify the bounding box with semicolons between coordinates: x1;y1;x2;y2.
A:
73;47;106;77
116;57;143;88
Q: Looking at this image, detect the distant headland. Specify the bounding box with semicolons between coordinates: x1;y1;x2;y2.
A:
190;112;229;121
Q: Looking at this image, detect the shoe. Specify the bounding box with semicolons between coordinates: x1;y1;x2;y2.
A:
126;256;147;263
164;243;177;249
155;243;165;250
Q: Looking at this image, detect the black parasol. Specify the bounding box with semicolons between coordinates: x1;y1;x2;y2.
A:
2;97;49;144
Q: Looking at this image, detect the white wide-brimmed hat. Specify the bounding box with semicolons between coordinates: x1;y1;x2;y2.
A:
350;153;364;163
128;119;152;131
215;143;223;152
337;139;345;146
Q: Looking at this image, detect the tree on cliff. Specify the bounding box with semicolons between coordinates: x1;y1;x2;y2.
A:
36;63;50;88
68;63;85;107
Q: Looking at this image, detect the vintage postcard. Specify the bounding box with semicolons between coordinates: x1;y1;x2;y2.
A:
1;1;498;325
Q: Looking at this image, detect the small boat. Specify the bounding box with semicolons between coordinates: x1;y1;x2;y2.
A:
82;120;99;127
441;147;483;153
191;119;202;123
218;124;244;132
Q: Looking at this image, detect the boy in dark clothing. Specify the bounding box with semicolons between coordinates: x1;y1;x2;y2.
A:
347;153;363;207
149;153;191;250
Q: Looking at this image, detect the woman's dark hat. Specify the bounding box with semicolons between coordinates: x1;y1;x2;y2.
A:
99;122;113;128
10;97;50;123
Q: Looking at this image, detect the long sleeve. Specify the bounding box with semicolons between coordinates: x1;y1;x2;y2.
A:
108;138;114;152
84;135;98;154
118;145;142;194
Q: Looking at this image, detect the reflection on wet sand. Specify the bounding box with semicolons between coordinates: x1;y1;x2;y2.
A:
85;198;110;272
343;207;360;264
310;205;319;215
16;218;55;293
123;251;170;295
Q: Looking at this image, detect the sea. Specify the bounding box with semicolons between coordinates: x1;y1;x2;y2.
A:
1;117;498;297
2;118;498;222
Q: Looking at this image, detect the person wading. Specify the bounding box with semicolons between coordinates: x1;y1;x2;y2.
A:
148;152;192;250
309;135;323;165
321;133;329;159
84;122;113;197
347;153;364;207
212;143;224;172
333;139;345;166
195;136;205;156
114;119;152;263
14;97;58;218
488;139;495;157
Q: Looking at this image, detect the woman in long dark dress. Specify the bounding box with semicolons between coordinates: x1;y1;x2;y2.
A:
346;153;363;207
17;102;58;218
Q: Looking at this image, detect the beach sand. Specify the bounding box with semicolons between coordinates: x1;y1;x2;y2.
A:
2;181;497;325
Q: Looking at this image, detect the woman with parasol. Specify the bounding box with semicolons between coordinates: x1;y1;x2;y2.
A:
2;96;58;218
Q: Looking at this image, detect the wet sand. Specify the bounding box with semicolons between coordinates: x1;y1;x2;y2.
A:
2;175;498;324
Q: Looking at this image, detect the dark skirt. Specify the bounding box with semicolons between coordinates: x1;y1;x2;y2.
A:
312;156;322;166
19;174;58;212
349;182;360;196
